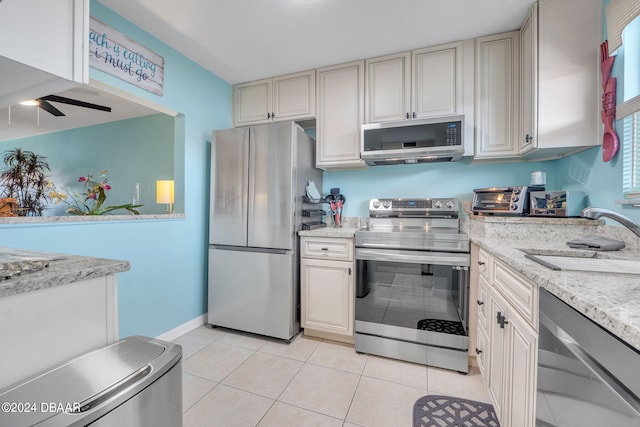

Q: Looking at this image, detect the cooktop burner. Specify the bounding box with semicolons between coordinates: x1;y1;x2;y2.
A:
356;198;469;253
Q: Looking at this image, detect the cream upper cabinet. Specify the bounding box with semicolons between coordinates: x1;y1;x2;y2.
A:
519;0;600;160
365;42;466;124
300;237;355;343
519;3;538;155
0;0;88;109
474;32;520;159
365;52;411;123
316;61;366;169
232;70;315;127
412;41;464;119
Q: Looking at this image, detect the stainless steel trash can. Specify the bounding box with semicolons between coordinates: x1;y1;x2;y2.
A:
0;336;182;427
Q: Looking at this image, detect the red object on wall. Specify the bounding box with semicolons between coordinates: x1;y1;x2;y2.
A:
601;41;618;162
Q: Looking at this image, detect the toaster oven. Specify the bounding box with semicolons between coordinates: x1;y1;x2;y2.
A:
472;186;545;216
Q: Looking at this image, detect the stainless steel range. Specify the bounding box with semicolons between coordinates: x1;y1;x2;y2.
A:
354;198;470;372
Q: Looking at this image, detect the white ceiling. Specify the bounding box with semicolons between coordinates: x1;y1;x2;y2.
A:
98;0;537;84
2;0;537;141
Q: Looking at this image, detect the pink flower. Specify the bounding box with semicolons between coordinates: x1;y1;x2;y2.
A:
88;193;97;200
103;184;111;190
78;176;87;182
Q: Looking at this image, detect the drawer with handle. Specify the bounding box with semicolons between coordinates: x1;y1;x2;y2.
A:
301;237;354;261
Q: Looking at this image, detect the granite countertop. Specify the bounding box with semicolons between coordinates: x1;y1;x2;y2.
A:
299;226;361;238
0;247;130;298
471;236;640;352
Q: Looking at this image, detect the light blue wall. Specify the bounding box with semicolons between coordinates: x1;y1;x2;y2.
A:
555;0;640;223
0;0;231;338
4;114;175;215
323;158;558;217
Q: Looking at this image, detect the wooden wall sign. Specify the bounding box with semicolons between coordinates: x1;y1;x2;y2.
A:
89;18;164;96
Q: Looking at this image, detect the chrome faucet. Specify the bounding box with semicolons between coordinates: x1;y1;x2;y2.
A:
581;207;640;238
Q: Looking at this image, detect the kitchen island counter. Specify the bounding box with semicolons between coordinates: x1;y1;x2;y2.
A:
471;236;640;352
0;246;127;389
0;247;130;298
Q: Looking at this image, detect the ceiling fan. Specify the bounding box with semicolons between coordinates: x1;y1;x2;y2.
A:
31;95;112;117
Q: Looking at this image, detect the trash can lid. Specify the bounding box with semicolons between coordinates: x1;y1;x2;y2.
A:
0;336;166;427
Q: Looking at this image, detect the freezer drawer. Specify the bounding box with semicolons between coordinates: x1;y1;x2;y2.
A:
208;246;297;341
0;336;182;427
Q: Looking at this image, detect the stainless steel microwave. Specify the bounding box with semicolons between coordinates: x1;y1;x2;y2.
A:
361;115;465;166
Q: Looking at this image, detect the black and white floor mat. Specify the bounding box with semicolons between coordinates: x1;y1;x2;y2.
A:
413;395;500;427
417;319;466;335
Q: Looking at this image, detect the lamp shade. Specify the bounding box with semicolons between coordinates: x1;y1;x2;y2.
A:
156;180;174;204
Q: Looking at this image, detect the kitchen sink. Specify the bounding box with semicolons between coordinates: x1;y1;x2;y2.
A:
520;250;640;275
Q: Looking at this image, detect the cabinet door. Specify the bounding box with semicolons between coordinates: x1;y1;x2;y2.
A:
412;41;463;118
519;3;538;154
233;79;272;126
0;0;86;81
487;288;509;421
301;258;353;336
474;32;520;159
316;61;365;169
503;308;538;427
273;70;315;122
365;52;411;123
476;325;490;381
0;0;87;108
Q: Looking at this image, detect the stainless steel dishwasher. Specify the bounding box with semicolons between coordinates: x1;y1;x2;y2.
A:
537;288;640;426
0;336;182;427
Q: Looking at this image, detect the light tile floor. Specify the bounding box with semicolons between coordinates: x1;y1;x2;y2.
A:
176;326;491;427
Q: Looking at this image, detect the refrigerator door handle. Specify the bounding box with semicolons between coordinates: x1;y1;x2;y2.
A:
210;245;292;255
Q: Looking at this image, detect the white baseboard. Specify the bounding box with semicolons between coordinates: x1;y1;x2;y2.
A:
156;314;207;342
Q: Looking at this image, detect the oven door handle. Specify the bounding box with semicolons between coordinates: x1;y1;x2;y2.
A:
355;247;469;266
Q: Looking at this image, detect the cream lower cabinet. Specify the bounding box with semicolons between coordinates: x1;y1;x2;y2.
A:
473;244;538;427
300;236;354;343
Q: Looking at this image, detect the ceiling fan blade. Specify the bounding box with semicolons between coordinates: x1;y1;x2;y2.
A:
38;100;65;117
41;95;112;113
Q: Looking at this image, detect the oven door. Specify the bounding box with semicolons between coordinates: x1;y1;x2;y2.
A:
354;247;470;370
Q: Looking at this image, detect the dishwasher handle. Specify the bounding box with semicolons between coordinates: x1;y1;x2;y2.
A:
560;336;640;417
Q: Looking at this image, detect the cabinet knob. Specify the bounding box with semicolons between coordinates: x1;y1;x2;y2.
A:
267;112;271;119
475;348;483;355
406;112;410;120
412;112;417;119
478;261;485;266
321;247;329;251
525;133;533;143
477;300;484;306
272;112;275;119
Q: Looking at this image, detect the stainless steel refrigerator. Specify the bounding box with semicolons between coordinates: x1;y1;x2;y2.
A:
208;121;321;341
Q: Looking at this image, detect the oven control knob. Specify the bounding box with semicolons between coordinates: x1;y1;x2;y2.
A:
446;200;455;209
434;201;443;209
372;200;381;209
511;204;518;210
382;200;391;209
513;188;521;194
512;196;519;202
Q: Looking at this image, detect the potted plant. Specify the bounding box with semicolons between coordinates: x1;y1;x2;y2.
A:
0;148;51;216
